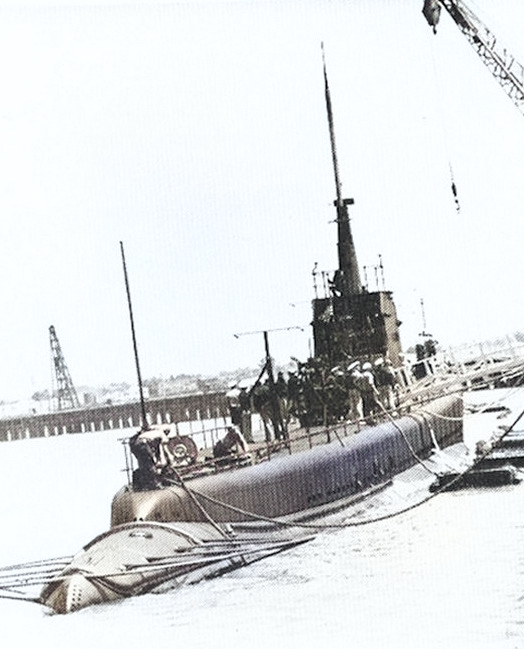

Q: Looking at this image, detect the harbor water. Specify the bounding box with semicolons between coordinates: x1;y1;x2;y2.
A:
0;388;523;649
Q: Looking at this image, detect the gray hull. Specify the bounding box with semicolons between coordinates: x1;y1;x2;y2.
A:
112;395;462;526
40;395;462;614
39;521;312;614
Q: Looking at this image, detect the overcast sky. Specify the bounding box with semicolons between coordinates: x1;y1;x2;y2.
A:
0;0;523;401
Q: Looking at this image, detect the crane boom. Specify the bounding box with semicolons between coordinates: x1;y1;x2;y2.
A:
422;0;524;116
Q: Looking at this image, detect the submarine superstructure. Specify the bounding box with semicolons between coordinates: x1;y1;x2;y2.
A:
311;52;402;369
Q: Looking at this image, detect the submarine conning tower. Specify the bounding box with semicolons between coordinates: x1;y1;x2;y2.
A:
312;50;402;368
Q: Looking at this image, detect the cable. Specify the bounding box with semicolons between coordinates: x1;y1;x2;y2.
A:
181;401;524;531
166;467;230;539
376;401;440;476
426;19;462;213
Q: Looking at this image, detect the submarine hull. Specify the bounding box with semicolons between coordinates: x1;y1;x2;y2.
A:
112;395;462;526
39;521;311;614
40;395;462;614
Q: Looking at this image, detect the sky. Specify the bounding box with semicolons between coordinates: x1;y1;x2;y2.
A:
1;0;524;401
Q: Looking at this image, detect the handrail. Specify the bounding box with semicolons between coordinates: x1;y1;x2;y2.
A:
121;408;403;487
122;351;524;487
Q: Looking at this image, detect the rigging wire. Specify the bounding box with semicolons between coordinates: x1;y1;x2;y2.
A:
184;369;524;531
187;395;524;531
167;466;230;540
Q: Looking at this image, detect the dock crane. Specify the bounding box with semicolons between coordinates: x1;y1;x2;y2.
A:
422;0;524;116
49;325;80;411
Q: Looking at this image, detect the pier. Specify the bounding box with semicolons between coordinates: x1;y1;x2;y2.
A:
0;392;229;442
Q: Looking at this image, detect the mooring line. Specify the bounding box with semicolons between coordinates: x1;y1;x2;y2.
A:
165;469;230;539
377;401;440;476
181;402;524;531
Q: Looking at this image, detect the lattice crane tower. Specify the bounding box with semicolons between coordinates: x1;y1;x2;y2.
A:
422;0;524;115
49;325;80;411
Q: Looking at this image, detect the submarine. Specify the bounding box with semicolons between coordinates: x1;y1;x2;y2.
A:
33;391;460;614
0;53;468;614
33;55;466;614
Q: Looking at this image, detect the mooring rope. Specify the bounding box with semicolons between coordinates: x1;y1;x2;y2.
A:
178;402;524;531
166;467;230;539
377;401;440;476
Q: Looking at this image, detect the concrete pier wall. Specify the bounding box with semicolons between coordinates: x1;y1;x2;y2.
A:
0;392;229;442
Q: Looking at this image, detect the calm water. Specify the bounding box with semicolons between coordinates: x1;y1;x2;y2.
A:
1;388;523;649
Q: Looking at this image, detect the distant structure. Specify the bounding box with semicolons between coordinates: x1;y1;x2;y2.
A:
311;51;402;367
49;325;80;411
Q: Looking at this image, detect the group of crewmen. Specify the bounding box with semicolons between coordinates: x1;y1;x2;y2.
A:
226;355;399;432
130;356;400;490
348;358;398;421
290;356;398;426
129;423;249;491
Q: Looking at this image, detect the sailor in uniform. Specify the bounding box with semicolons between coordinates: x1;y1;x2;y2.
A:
346;360;363;422
356;362;381;423
226;382;242;427
374;357;397;412
213;425;250;465
129;426;172;490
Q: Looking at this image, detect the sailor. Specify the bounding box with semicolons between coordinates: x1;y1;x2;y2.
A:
374;357;396;412
356;362;381;423
275;372;288;398
287;370;301;415
328;366;349;422
346;361;363;422
213;425;249;463
226;381;242;427
129;426;170;490
237;381;253;442
238;382;251;413
329;269;343;297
